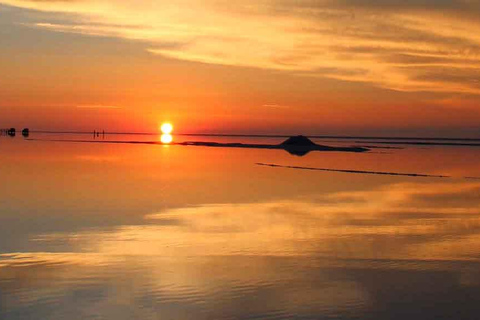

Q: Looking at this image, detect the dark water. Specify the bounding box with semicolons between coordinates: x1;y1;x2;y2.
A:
1;134;480;319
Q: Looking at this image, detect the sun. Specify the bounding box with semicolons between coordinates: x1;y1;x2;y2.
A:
160;122;173;134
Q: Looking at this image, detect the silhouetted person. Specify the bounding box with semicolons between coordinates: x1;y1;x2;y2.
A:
7;128;15;137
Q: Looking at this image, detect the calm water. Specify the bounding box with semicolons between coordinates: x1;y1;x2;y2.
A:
1;134;480;319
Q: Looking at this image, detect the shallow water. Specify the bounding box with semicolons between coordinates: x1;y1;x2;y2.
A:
1;134;480;319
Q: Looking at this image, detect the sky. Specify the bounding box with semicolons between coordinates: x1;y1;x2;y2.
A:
1;0;480;136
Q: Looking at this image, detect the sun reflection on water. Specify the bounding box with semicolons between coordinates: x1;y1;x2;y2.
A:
160;134;173;144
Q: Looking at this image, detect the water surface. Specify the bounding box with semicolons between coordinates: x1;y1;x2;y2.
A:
1;134;480;319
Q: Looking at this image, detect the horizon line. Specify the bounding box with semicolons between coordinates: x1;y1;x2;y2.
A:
23;130;480;142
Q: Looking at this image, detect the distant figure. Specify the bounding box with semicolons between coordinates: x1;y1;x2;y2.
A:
7;128;15;137
22;128;29;137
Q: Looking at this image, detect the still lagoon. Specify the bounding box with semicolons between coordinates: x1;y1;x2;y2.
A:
1;134;480;319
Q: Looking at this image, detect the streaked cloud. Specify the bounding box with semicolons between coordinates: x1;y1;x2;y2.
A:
75;104;121;109
1;180;480;318
262;104;291;109
15;181;480;261
3;0;480;94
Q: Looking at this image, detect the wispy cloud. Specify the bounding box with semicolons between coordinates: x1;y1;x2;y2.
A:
75;104;121;109
262;104;291;109
10;181;480;261
4;0;480;94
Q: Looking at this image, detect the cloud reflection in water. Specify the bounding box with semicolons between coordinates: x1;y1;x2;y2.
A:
1;181;480;319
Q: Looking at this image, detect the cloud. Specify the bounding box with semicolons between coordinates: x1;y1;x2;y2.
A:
75;104;121;109
12;181;478;261
2;180;480;318
262;104;291;109
3;0;480;94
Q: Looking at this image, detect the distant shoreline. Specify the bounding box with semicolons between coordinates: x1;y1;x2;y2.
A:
29;130;480;142
24;137;369;155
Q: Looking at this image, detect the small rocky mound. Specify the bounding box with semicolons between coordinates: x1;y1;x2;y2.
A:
280;135;317;146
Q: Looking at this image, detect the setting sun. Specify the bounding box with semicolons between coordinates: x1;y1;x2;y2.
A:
160;123;173;134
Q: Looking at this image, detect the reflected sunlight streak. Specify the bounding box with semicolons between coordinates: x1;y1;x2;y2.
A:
160;133;173;144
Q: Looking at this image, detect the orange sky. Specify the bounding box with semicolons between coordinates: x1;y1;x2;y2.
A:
1;1;480;136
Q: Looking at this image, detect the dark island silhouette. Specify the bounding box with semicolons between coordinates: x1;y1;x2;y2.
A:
181;135;369;156
25;134;369;156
